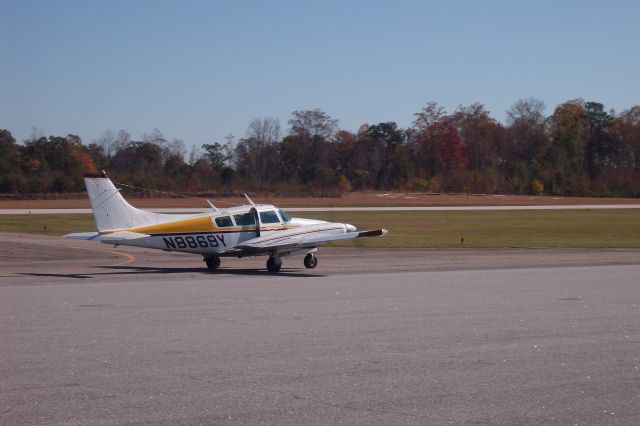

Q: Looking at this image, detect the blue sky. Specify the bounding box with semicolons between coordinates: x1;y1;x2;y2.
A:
2;0;639;150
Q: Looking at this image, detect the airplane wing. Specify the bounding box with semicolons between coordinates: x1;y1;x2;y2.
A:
237;224;387;253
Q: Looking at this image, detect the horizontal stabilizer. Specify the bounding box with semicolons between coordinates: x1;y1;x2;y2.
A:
63;231;149;242
98;231;150;242
63;232;101;240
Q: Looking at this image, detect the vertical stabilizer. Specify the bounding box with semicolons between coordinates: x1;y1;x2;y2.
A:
83;173;167;231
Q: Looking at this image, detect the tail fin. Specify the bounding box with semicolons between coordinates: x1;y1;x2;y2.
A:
83;172;167;232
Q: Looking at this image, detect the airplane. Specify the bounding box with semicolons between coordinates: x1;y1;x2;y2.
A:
64;172;388;272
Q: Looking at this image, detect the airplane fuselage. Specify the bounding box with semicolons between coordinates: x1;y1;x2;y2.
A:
103;204;348;257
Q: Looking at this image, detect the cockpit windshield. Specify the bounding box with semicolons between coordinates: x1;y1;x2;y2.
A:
278;208;292;223
259;210;280;224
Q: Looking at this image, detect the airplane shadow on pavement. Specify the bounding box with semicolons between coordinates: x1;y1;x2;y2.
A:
17;265;326;279
102;265;326;278
15;272;95;280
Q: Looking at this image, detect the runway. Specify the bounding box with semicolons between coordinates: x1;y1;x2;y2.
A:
1;233;640;424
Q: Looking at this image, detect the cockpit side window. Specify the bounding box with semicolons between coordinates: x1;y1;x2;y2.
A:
278;209;292;223
233;212;256;226
259;210;280;224
214;216;234;227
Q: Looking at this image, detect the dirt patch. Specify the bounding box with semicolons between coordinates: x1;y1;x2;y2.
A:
0;192;638;209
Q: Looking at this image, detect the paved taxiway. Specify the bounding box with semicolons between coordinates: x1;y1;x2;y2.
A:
1;233;640;425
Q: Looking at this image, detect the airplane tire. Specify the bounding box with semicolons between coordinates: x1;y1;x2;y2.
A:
304;253;317;269
266;256;281;273
204;256;221;271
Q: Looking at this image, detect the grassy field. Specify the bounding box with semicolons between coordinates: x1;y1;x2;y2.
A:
0;214;96;236
1;210;639;248
310;210;640;248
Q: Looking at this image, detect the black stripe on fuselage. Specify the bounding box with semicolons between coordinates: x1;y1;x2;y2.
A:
149;228;288;237
247;226;344;243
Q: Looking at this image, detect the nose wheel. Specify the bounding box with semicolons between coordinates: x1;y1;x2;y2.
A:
304;253;318;269
266;256;282;273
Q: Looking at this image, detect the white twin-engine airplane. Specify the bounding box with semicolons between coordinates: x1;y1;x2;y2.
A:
65;173;388;272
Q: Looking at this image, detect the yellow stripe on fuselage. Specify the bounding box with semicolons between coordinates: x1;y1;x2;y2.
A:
101;214;298;235
125;215;215;235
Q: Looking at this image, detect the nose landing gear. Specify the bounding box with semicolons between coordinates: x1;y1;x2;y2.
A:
266;252;317;273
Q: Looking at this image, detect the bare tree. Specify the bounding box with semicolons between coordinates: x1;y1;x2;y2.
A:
288;109;338;140
247;117;281;145
222;134;236;168
188;145;202;165
95;130;116;158
141;128;168;147
167;138;187;159
29;126;45;140
114;129;131;152
413;102;447;130
506;98;546;127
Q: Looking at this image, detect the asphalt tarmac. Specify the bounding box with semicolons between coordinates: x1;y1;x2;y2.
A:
1;233;640;425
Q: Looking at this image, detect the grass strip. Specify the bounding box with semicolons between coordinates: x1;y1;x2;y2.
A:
0;210;638;248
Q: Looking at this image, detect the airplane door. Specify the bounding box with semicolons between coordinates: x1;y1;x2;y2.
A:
250;207;260;237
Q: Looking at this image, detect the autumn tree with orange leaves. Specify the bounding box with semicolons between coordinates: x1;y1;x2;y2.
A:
1;99;639;197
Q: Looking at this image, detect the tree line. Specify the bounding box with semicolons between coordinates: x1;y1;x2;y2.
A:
1;98;639;198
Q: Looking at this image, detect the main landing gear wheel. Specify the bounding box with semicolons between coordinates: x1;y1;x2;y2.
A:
204;256;221;271
266;256;282;273
304;253;318;269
